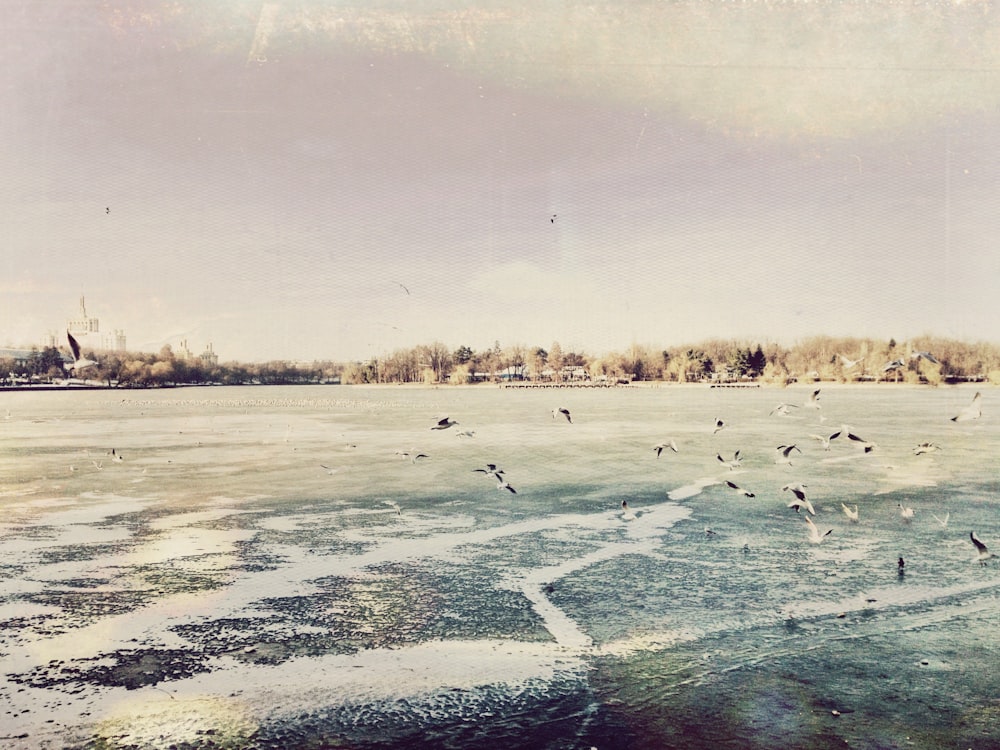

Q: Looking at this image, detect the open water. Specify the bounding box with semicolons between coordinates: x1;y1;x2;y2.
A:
0;384;997;749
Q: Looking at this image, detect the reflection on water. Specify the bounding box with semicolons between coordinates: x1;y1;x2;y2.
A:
0;384;997;749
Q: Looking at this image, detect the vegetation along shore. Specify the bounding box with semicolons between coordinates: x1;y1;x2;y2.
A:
3;335;999;389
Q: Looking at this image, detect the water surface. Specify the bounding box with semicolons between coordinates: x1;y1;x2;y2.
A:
0;384;997;749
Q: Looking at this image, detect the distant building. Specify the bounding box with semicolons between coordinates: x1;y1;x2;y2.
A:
65;296;126;352
105;329;127;352
176;340;218;366
199;342;218;367
67;296;99;335
0;348;38;369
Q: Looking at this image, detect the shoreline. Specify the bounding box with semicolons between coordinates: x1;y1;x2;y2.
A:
0;380;990;393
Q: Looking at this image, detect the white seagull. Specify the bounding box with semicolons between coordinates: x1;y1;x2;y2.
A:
830;426;877;453
552;407;572;423
838;354;864;370
783;483;815;515
897;502;915;522
809;432;836;451
775;444;801;466
913;442;941;455
881;358;906;373
841;503;859;523
717;450;742;470
804;389;821;409
66;331;97;372
496;478;517;494
621;499;637;520
725;480;755;498
931;512;950;528
396;450;429;463
951;392;982;423
804;516;833;544
431;417;459;430
909;350;939;364
653;439;679;457
473;463;505;479
319;464;340;475
970;531;997;564
769;403;799;416
712;418;726;434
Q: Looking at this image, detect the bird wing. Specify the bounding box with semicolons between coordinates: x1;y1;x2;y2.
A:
67;331;82;360
970;531;988;553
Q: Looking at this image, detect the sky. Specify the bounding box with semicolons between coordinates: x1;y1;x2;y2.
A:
3;1;1000;363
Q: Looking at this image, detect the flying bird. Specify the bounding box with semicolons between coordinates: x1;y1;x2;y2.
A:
782;482;808;501
769;403;799;416
775;444;801;465
881;358;906;373
783;483;815;515
787;496;816;516
725;480;755;498
66;331;97;371
951;391;982;423
496;478;517;494
809;432;836;450
717;450;742;470
396;450;429;463
830;427;877;453
473;463;505;479
804;516;833;544
804;389;821;409
909;350;939;364
970;531;997;564
653;439;679;457
897;502;915;522
841;503;859;523
552;407;572;423
712;418;726;434
913;442;941;455
621;499;637;520
431;417;459;430
838;355;864;370
319;464;340;475
931;512;950;528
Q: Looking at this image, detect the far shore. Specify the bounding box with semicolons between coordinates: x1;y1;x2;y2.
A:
1;380;990;393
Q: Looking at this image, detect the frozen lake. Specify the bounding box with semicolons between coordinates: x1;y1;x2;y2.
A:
0;384;997;749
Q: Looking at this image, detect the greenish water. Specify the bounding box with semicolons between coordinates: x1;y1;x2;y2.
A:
0;384;997;749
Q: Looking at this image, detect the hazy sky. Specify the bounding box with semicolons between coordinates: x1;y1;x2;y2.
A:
3;1;1000;362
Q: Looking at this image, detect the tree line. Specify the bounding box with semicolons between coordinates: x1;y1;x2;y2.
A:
1;345;339;388
4;335;999;388
343;335;1000;386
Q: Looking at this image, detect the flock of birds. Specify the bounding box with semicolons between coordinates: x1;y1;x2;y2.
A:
344;386;996;568
670;386;994;565
51;333;998;567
